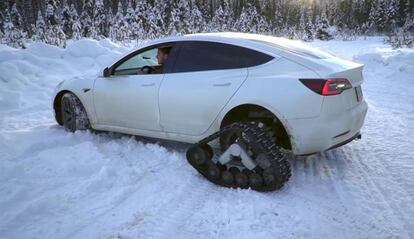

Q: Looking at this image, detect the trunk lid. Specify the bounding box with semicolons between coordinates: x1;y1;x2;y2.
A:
317;57;364;86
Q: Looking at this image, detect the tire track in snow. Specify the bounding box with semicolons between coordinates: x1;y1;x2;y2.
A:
349;143;414;238
62;146;191;239
289;148;410;238
305;152;371;234
76;138;213;239
130;170;212;239
278;155;373;238
326;146;412;238
324;149;397;236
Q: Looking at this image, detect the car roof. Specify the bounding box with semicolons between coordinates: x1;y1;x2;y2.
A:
141;32;272;54
145;32;334;60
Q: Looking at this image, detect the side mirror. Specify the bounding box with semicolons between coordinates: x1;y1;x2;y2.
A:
103;67;111;77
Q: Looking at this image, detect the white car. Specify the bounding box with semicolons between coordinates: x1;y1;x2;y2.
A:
53;32;368;191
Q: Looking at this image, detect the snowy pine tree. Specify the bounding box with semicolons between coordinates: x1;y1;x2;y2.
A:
35;11;47;42
273;2;284;34
387;27;414;48
125;0;135;26
369;0;389;32
10;3;27;39
257;16;270;34
0;11;4;41
133;0;149;39
296;10;307;40
3;11;25;48
0;23;3;41
80;0;93;38
304;5;314;41
188;2;205;33
404;0;413;29
92;0;106;39
10;3;24;30
211;5;225;32
125;0;139;40
211;0;233;32
45;0;66;47
147;1;164;39
60;0;73;38
386;0;400;31
316;7;333;40
70;4;81;40
167;0;191;35
72;19;82;40
234;4;260;33
110;1;131;42
403;14;414;32
45;0;58;26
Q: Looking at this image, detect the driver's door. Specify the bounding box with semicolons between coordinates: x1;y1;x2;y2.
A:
93;44;174;131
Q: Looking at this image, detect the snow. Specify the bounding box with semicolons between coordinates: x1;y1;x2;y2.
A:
1;37;414;238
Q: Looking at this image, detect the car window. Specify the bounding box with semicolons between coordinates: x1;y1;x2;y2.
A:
172;41;273;73
113;48;159;75
117;49;158;71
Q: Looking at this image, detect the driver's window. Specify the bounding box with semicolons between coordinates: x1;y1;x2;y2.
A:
113;48;159;76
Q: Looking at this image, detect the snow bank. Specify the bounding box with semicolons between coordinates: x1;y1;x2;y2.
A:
66;39;110;58
0;39;130;113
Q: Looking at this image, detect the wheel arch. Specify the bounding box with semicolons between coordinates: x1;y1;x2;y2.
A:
54;90;73;125
54;90;91;126
220;103;293;150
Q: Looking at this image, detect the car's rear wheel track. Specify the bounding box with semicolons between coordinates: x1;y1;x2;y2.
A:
186;122;291;192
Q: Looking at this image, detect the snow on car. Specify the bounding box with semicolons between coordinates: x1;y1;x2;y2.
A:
52;33;367;191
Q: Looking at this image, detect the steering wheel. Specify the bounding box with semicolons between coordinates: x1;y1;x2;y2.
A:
140;65;155;74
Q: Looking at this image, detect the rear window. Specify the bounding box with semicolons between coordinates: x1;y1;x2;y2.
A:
250;39;333;59
172;41;273;73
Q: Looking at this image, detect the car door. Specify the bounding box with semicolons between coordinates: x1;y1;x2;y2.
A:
159;41;272;136
93;43;176;131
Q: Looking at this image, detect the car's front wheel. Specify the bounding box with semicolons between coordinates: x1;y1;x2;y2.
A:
61;93;90;132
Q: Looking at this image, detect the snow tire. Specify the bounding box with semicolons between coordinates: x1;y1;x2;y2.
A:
61;93;90;132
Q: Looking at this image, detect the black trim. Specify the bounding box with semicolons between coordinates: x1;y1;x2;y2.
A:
297;132;362;156
328;132;361;150
333;130;350;139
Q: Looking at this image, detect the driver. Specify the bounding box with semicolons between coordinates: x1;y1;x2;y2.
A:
151;47;171;74
140;47;171;74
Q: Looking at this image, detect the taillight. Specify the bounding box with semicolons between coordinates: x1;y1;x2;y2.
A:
299;78;352;96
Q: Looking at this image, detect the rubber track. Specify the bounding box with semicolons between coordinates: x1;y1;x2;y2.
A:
186;122;291;192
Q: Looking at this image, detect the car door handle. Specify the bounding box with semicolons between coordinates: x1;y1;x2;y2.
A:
141;83;155;87
213;82;231;87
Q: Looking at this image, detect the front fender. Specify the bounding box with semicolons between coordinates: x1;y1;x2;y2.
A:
53;75;97;125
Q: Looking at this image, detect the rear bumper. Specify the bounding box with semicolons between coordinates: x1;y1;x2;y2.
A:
328;131;361;151
288;99;368;155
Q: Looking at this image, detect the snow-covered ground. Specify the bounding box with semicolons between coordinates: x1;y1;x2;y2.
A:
1;37;413;239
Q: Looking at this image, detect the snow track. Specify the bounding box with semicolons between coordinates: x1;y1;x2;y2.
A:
1;38;413;238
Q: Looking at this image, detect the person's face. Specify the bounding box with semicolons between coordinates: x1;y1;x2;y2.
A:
157;49;168;64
